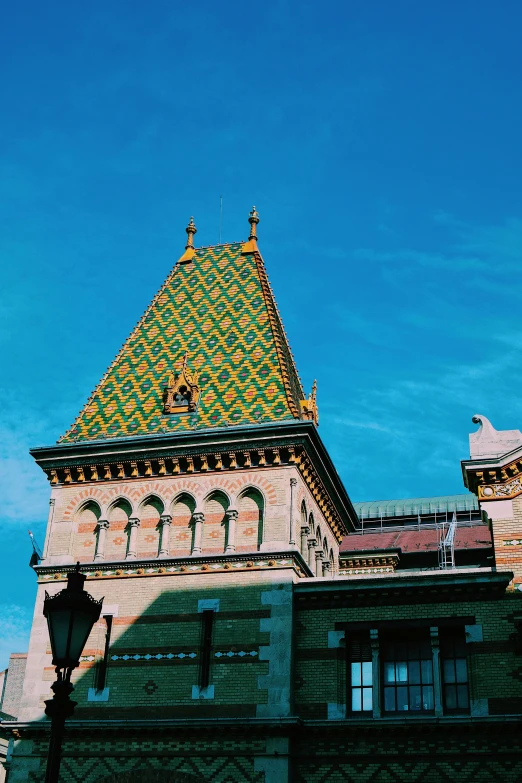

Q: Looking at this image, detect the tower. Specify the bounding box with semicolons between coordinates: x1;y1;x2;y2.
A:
15;210;358;782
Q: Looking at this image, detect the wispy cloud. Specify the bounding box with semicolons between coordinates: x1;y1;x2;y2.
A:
353;247;487;273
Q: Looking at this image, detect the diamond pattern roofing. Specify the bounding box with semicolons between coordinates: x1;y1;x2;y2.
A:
60;242;304;442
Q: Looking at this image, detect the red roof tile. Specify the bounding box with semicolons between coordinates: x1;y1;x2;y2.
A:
341;525;492;554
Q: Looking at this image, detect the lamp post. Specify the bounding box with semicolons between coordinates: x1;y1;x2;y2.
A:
43;563;102;783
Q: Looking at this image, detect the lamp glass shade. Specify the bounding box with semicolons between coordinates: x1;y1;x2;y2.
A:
44;572;102;669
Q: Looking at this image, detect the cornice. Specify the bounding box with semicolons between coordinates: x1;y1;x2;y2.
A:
295;569;513;607
462;448;522;499
34;550;313;583
30;421;358;539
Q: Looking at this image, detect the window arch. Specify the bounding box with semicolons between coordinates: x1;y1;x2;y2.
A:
106;498;132;560
202;490;229;553
237;487;264;551
137;495;164;558
301;501;307;528
171;493;196;556
73;500;101;562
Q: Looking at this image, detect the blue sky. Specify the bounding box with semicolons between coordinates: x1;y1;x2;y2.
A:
1;0;522;667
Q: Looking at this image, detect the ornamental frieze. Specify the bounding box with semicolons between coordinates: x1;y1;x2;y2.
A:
478;474;522;500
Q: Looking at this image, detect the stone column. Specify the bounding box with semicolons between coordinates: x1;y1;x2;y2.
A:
315;550;324;577
430;626;443;717
225;509;238;553
370;629;380;718
126;518;140;560
158;515;172;557
94;520;109;562
191;512;204;555
300;526;310;559
308;538;317;574
322;560;331;578
289;478;297;545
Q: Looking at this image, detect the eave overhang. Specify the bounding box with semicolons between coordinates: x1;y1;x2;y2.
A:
295;568;512;607
30;420;358;537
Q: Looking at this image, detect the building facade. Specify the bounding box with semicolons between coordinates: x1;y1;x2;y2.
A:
3;211;522;782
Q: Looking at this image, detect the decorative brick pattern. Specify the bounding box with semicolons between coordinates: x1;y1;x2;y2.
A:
60;243;304;443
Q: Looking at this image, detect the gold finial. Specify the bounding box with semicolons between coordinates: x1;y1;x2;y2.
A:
185;216;197;249
248;206;260;241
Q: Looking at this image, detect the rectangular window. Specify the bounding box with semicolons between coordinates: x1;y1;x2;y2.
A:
199;610;214;689
347;634;373;713
440;628;470;714
95;615;112;693
382;631;434;713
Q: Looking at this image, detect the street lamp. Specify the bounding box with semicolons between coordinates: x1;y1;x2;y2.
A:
43;563;102;783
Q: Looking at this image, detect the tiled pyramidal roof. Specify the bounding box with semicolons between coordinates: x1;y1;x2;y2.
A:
60;237;305;443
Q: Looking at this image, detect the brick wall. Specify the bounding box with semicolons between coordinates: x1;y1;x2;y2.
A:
1;654;27;719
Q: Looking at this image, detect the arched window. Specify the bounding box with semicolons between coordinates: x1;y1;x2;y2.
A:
106;499;132;560
202;491;229;553
74;500;101;562
237;488;264;551
301;501;307;528
138;495;164;558
171;493;196;555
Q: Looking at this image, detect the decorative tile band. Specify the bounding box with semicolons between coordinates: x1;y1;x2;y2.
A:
39;557;300;582
80;649;258;663
502;539;522;546
339;567;394;576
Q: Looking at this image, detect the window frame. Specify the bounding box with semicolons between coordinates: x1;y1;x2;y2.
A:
440;627;470;715
346;633;373;715
381;629;435;715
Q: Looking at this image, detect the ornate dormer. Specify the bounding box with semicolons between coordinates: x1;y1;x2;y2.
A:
163;353;200;414
301;380;318;426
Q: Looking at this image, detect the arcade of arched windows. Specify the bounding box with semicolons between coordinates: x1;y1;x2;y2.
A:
72;486;267;563
298;499;337;577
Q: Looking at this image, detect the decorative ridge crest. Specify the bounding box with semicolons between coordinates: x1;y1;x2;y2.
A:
252;248;305;419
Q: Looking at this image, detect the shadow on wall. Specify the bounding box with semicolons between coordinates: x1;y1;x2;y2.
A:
24;579;278;782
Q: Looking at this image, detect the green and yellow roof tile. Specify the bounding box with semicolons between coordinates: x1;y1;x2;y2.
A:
60;209;313;443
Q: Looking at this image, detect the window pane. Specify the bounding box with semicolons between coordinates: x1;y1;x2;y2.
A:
384;687;396;712
409;685;422;711
457;685;469;709
362;661;372;686
351;662;361;686
409;661;420;684
396;686;408;711
352;689;362;712
421;659;433;684
422;686;434;710
384;662;396;683
445;684;457;710
396;662;408;683
362;687;373;711
443;660;455;684
455;659;468;684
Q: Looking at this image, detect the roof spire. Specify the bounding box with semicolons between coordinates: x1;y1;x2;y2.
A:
185;216;197;249
248;206;259;241
178;216;197;264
